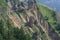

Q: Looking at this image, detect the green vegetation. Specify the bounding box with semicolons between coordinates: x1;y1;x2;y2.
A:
37;3;56;23
0;0;60;40
0;0;33;40
0;17;33;40
37;3;60;36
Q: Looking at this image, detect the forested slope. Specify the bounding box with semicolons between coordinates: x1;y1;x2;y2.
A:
0;0;60;40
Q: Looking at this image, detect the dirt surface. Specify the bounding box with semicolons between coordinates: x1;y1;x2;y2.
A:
9;15;21;28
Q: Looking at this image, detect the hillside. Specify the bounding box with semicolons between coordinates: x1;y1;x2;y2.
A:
0;0;60;40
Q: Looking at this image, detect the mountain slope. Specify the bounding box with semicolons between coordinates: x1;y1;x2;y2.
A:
0;0;60;40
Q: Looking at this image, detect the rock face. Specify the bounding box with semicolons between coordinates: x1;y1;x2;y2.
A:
5;0;60;40
6;0;34;12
